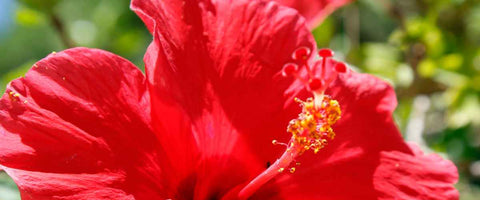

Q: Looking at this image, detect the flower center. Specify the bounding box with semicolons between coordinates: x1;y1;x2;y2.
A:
238;47;346;199
287;96;340;155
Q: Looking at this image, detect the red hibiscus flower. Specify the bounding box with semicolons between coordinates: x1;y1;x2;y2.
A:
0;0;457;200
274;0;354;29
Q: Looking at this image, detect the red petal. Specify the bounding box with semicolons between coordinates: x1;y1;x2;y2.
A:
0;48;167;199
5;168;135;200
253;72;457;199
132;0;316;185
373;143;459;200
274;0;354;29
131;0;319;196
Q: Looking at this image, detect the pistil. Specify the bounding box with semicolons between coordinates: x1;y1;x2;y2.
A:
238;146;300;199
238;47;346;199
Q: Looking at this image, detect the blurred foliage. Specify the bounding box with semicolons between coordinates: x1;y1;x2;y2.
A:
0;0;480;199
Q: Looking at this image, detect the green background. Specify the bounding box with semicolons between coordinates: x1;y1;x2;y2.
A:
0;0;479;199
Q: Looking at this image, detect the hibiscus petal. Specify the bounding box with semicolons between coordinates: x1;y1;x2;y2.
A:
132;0;316;179
0;48;167;199
373;143;459;200
5;167;134;200
131;0;321;197
274;0;354;29
254;71;458;199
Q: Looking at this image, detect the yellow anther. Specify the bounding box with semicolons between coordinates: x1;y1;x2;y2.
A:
8;91;20;101
283;95;341;156
294;97;302;103
278;168;285;173
289;167;296;173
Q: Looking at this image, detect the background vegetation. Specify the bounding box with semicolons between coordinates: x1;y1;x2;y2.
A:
0;0;479;199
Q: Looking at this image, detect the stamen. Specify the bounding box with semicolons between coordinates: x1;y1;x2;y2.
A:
239;97;341;199
238;47;346;199
272;139;288;147
285;96;341;155
289;167;296;173
8;91;20;102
